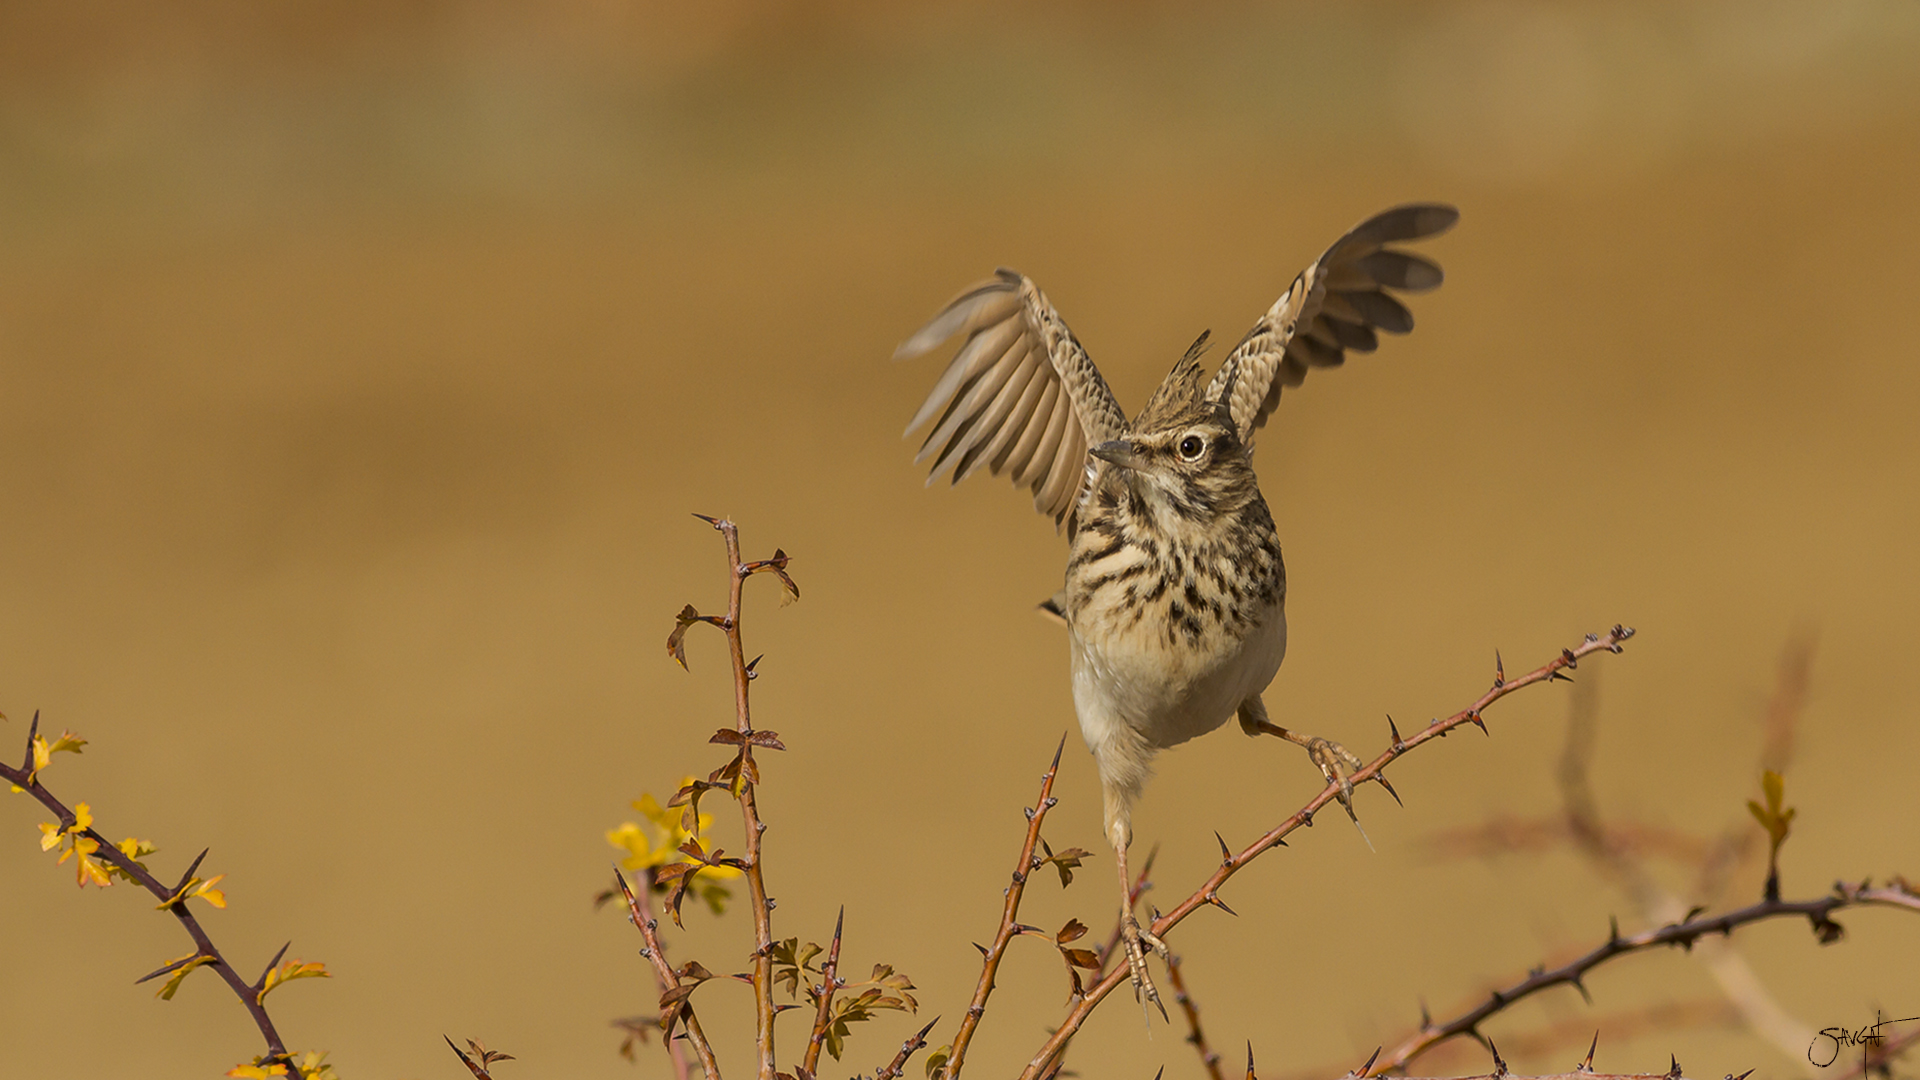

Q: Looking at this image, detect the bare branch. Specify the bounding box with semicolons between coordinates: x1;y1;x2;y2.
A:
1019;628;1637;1079
613;866;718;1080
1165;953;1225;1080
940;735;1069;1080
1371;882;1919;1075
701;515;782;1080
802;907;847;1076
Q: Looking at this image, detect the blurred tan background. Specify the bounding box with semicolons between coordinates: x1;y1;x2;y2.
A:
2;2;1917;1078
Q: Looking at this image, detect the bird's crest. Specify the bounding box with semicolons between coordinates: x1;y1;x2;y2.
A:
1133;331;1215;433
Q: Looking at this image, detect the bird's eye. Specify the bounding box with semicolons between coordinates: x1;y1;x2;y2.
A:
1178;435;1205;460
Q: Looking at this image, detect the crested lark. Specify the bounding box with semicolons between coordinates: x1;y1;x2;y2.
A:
895;204;1458;1016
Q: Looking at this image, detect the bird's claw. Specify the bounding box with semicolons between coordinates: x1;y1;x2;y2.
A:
1306;736;1375;849
1306;736;1362;808
1122;911;1170;1023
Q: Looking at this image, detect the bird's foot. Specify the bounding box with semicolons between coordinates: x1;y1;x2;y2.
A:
1305;735;1364;809
1305;736;1375;850
1121;909;1170;1024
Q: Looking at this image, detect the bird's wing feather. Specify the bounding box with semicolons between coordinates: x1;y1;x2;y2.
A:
1206;204;1458;442
897;269;1126;524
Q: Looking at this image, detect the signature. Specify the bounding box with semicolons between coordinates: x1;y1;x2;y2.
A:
1808;1010;1918;1067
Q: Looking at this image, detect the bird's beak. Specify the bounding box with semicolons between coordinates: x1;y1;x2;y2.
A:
1090;439;1148;471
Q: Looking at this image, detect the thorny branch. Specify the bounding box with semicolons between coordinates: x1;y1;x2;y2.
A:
613;866;719;1080
802;907;848;1077
1;713;297;1073
1372;881;1920;1075
938;736;1069;1080
1018;628;1638;1080
1165;953;1225;1080
1427;636;1819;1065
707;515;783;1080
875;1016;941;1080
1088;848;1222;1080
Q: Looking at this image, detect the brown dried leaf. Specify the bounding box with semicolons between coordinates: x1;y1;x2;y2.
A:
667;605;701;670
1061;948;1101;970
1055;918;1089;945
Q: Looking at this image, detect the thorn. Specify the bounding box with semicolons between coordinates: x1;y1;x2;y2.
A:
691;512;723;527
1205;891;1238;916
1468;711;1489;736
1667;1054;1682;1080
1571;974;1592;1006
1581;1032;1598;1072
1494;649;1505;687
972;942;989;957
1489;1039;1508;1078
745;655;763;680
1550;670;1574;683
1050;732;1067;772
1152;1068;1165;1080
1608;914;1620;944
1387;714;1404;751
832;906;845;952
1214;830;1233;864
255;942;292;989
135;951;210;984
1419;998;1432;1028
175;848;212;893
1729;1070;1754;1080
1374;772;1403;807
1245;1042;1257;1080
1359;1047;1381;1078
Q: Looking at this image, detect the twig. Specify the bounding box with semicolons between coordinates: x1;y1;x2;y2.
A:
1;714;296;1073
876;1016;942;1080
1551;646;1813;1062
706;516;780;1080
1393;1074;1708;1080
1019;629;1636;1079
1165;953;1225;1080
1371;882;1920;1075
802;907;847;1076
940;735;1069;1080
614;867;719;1080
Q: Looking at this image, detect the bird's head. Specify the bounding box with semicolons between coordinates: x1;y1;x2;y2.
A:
1089;334;1259;522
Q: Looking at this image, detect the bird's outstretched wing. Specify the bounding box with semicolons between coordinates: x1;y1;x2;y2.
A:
1207;204;1458;442
896;269;1128;525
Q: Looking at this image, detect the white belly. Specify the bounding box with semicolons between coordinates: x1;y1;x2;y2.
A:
1070;599;1287;757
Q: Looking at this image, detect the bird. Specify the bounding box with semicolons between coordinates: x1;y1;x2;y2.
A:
893;203;1458;1017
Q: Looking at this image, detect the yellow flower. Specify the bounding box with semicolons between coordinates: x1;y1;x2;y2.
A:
41;802;111;887
606;777;741;915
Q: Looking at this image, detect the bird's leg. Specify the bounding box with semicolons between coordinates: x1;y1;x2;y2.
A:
1115;839;1169;1023
1237;695;1370;840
